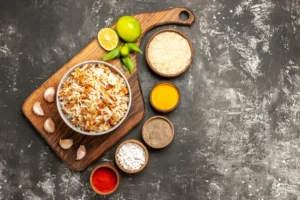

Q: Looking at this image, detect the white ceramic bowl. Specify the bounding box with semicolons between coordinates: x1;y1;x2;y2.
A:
56;60;132;136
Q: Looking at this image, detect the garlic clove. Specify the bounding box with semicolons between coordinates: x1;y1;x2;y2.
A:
44;118;55;133
76;145;86;160
44;87;55;103
33;102;44;116
59;139;73;149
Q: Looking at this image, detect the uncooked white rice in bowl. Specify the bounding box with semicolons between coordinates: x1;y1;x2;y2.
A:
56;60;131;136
146;30;192;77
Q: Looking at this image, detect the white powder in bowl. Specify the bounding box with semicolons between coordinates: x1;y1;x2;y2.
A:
117;142;146;171
147;31;192;75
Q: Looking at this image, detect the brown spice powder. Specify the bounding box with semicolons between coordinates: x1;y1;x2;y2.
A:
142;118;174;148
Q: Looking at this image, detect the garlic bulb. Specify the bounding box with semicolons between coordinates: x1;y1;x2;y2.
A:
44;87;55;103
76;145;86;160
59;139;73;149
33;102;44;116
44;118;55;133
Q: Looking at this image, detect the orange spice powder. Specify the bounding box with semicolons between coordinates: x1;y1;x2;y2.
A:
151;83;179;111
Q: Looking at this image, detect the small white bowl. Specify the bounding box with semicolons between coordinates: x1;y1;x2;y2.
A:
56;60;132;136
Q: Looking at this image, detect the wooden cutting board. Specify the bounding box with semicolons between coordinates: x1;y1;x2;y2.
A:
22;7;195;171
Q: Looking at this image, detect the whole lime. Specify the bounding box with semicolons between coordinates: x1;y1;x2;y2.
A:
120;44;130;57
116;16;142;42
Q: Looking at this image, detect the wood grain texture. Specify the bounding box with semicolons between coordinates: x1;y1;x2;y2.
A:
22;7;195;171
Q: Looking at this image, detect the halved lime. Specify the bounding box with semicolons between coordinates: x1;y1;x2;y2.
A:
98;28;119;51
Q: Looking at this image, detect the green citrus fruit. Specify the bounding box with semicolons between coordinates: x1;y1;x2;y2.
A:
97;28;119;51
116;16;142;42
120;44;129;57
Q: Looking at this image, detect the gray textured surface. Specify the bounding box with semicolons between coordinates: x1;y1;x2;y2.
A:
1;0;300;199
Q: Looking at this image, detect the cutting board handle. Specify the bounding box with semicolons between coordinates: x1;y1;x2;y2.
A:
153;7;195;25
134;7;195;44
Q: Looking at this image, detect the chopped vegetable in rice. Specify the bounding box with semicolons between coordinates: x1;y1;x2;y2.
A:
58;64;129;132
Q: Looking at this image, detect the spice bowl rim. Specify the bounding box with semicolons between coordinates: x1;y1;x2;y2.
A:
115;139;149;174
145;28;194;78
142;116;175;149
89;163;120;195
150;82;181;113
56;60;132;136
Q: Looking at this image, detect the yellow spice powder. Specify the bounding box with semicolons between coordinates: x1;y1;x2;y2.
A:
151;83;179;111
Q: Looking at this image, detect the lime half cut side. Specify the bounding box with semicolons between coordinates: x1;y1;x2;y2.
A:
98;28;119;51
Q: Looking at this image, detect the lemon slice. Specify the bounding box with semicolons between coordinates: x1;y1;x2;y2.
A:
98;28;119;51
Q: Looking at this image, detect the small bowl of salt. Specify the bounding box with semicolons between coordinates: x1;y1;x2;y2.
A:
115;139;149;174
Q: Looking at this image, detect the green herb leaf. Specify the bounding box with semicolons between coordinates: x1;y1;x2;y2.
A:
127;43;143;54
122;56;134;74
120;58;128;71
103;46;121;61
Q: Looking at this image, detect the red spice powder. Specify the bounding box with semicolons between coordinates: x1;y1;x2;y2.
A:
92;167;118;193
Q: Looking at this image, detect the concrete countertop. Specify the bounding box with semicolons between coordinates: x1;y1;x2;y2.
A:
1;0;300;199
